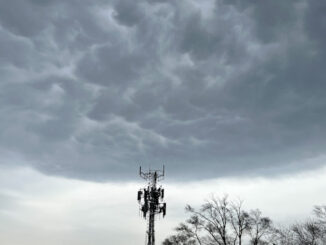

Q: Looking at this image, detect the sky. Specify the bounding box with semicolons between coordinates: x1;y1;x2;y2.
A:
0;0;326;244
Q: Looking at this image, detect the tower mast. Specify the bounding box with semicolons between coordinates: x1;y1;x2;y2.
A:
138;166;166;245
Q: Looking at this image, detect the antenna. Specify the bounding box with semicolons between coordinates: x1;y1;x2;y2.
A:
137;165;166;245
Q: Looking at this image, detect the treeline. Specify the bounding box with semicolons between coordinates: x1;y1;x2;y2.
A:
162;195;326;245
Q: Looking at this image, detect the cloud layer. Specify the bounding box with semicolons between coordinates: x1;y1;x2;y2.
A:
0;0;325;180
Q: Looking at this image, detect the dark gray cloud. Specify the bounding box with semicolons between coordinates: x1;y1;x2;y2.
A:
0;0;325;181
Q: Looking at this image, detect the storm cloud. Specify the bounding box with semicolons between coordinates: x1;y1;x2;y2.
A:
0;0;325;181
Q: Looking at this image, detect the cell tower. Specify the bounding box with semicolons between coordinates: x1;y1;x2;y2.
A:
137;166;166;245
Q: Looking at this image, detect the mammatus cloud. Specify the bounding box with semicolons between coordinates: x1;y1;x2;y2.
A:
0;0;325;180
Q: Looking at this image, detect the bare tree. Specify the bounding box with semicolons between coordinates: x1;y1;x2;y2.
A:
270;205;326;245
270;226;296;245
162;214;205;244
313;205;326;244
186;195;233;245
314;205;326;228
162;197;326;245
184;215;205;245
162;196;274;245
292;220;323;245
162;222;200;245
248;209;272;245
229;199;251;245
162;233;197;245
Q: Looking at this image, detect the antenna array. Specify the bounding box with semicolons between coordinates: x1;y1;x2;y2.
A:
138;166;166;245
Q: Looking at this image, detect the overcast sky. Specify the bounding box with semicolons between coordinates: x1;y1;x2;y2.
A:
0;0;326;244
